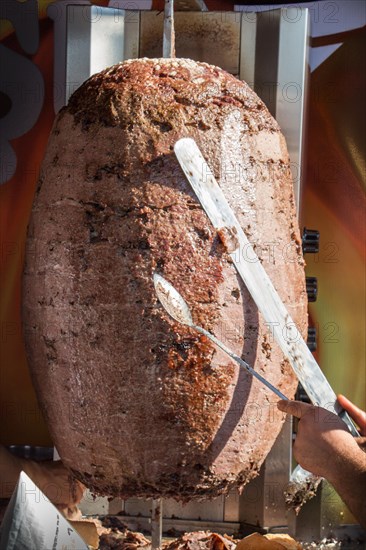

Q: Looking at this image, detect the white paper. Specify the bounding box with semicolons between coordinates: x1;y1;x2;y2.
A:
0;471;89;550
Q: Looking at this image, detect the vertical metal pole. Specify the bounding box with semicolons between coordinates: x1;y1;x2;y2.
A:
151;498;163;550
163;0;175;58
151;4;168;540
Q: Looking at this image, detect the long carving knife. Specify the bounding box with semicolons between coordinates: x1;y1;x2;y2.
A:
174;137;358;437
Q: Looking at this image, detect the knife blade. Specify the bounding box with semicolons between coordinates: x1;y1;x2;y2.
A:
174;137;358;437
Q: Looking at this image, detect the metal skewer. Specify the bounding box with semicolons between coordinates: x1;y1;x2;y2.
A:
151;498;163;550
150;5;174;542
163;0;175;58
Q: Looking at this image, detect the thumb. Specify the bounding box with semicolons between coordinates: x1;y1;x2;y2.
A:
277;399;315;419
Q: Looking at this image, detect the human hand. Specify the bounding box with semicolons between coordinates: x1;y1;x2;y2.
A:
337;394;366;436
0;445;85;507
277;399;366;527
277;400;361;480
21;459;85;508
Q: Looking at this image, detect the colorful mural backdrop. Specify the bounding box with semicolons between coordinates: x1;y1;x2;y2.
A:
0;1;364;445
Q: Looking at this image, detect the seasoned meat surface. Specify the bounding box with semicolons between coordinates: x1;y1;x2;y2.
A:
22;58;307;499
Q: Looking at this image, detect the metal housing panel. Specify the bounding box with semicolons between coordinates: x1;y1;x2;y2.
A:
51;4;140;110
276;7;310;211
140;11;241;76
239;13;256;88
65;6;125;101
240;8;310;212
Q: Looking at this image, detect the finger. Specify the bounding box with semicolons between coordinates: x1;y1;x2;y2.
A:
277;399;314;419
355;437;366;451
337;394;366;435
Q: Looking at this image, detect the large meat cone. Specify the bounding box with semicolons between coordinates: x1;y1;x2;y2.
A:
23;58;307;499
